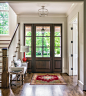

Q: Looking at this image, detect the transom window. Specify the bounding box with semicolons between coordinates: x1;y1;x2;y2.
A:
0;3;9;34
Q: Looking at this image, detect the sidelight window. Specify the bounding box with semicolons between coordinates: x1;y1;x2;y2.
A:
25;26;32;57
54;26;61;57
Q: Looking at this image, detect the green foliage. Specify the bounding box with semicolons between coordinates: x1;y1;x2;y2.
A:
55;37;61;46
26;37;31;46
55;31;61;36
0;3;9;34
26;31;61;57
26;31;31;36
57;49;60;54
0;3;9;10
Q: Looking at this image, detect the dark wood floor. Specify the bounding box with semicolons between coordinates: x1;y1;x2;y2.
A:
0;73;86;96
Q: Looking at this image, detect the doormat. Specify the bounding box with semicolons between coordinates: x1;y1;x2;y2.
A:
30;73;66;85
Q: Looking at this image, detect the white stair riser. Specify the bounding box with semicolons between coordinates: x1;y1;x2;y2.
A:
0;53;2;56
0;63;2;66
0;75;2;80
0;41;10;43
0;45;8;47
0;69;2;72
0;49;2;51
0;58;2;61
0;83;1;87
16;48;19;51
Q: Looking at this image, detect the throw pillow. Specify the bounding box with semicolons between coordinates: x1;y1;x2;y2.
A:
14;60;21;67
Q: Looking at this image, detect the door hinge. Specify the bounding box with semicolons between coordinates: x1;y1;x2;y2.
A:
71;54;73;57
71;68;73;70
71;41;73;43
71;27;73;30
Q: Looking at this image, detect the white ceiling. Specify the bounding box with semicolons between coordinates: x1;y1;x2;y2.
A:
9;2;78;16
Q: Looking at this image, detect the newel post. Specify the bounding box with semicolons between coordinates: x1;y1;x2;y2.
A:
2;48;9;88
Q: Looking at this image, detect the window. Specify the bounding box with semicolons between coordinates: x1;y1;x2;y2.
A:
36;26;50;57
0;3;9;34
25;26;32;57
54;26;61;57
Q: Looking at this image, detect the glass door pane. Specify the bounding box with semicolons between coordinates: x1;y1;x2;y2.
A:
25;26;32;57
54;26;61;57
36;26;50;57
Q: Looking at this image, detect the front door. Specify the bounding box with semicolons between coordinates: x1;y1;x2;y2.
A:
33;24;52;72
24;24;62;73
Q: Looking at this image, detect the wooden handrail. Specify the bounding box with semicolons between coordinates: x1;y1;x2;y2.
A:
8;23;20;49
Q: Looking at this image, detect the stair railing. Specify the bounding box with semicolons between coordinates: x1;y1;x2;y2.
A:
2;23;20;88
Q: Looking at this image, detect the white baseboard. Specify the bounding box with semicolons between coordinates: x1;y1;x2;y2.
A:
62;68;68;73
78;80;84;90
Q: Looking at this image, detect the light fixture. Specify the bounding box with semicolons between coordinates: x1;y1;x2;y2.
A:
41;26;45;33
38;6;48;17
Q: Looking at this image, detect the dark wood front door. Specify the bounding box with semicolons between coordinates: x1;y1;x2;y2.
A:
24;24;62;73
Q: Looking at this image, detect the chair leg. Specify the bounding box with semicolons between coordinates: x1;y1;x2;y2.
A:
17;74;18;81
20;74;21;85
10;74;12;86
22;75;24;85
26;70;27;73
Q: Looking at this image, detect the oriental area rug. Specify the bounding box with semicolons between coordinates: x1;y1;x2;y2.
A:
30;73;66;85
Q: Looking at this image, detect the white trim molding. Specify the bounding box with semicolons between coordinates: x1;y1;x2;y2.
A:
78;80;84;90
18;14;67;18
62;68;68;73
66;3;78;16
78;80;86;90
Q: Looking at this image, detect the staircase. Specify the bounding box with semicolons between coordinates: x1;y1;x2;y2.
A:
0;40;10;87
0;23;20;88
12;42;20;62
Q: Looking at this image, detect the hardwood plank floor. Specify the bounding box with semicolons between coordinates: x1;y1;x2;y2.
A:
0;73;86;96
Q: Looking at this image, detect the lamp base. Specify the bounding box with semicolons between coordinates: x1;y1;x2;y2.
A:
22;57;27;62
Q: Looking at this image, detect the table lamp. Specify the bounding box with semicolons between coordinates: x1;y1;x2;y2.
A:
20;46;29;62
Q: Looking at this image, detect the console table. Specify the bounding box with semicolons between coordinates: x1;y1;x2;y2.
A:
10;70;23;86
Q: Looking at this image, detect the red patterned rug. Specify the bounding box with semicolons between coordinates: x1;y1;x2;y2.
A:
30;73;66;85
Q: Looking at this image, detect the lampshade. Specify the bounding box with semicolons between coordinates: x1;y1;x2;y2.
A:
20;46;29;52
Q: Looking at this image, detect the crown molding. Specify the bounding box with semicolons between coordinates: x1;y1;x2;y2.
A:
18;14;67;18
66;3;83;16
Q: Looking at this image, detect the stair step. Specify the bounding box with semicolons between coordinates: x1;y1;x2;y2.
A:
16;47;19;48
0;40;10;44
0;45;8;47
0;63;2;66
0;81;2;83
0;40;10;41
13;55;16;57
0;43;9;45
15;51;18;53
0;73;2;75
0;52;2;53
0;66;2;69
0;47;7;48
0;56;2;57
0;61;2;63
18;43;20;45
11;61;14;63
